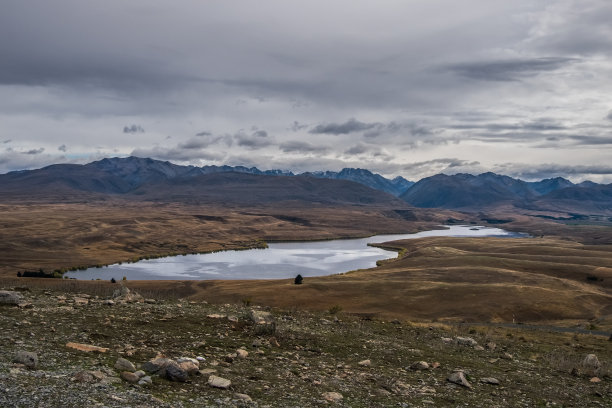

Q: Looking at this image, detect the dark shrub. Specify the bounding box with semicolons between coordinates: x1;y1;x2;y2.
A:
294;274;303;285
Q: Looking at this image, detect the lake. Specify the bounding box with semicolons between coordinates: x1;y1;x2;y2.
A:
65;225;527;280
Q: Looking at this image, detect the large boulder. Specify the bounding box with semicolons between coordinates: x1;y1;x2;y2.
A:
0;291;21;305
13;351;38;369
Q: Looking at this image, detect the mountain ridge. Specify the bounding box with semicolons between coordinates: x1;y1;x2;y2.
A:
1;156;609;214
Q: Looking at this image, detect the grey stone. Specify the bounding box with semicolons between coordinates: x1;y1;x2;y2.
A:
455;336;478;347
208;375;231;389
164;361;189;382
234;393;252;402
358;359;371;367
114;357;136;372
411;361;429;370
447;370;472;389
481;377;500;385
120;371;140;383
583;354;601;376
13;351;38;370
322;391;344;402
138;375;153;386
142;357;173;374
0;291;21;305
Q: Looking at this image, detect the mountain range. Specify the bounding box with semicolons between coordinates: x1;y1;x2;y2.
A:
1;156;610;214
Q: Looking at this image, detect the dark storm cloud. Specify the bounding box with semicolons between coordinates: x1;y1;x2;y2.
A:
2;139;11;144
234;130;272;150
279;141;328;154
568;135;612;146
58;144;67;152
310;118;382;135
607;111;612;121
344;144;369;155
195;131;212;137
123;125;145;134
447;57;577;81
24;148;44;155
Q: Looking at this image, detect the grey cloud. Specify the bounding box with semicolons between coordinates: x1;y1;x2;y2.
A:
607;111;612;121
568;135;612;145
310;118;382;135
252;130;268;138
2;139;11;144
290;121;308;132
528;0;612;56
131;146;224;163
344;144;369;155
178;138;210;150
24;148;44;155
447;57;577;81
499;163;612;181
58;144;67;152
123;124;145;134
234;130;273;150
195;131;212;137
279;141;328;154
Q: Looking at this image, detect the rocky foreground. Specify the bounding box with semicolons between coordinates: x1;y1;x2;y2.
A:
0;286;610;407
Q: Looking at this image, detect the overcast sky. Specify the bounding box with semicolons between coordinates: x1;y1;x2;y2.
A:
2;0;612;182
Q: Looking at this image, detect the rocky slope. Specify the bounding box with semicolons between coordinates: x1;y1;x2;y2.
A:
1;285;610;407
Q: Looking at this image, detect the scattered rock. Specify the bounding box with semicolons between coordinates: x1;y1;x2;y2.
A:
474;345;485;351
73;297;89;306
486;342;497;351
322;391;344;402
72;370;106;383
199;368;217;376
178;361;200;375
103;299;115;306
441;337;453;344
13;351;38;370
0;291;21;305
501;352;513;360
163;361;189;382
120;371;140;384
583;354;601;376
358;359;371;367
249;310;276;334
236;349;249;359
590;377;601;383
480;377;500;385
138;376;153;386
410;361;429;370
134;370;146;378
111;285;143;303
207;313;226;319
208;375;231;389
142;357;173;374
114;357;136;372
234;393;252;402
447;370;472;389
455;336;478;347
66;342;109;353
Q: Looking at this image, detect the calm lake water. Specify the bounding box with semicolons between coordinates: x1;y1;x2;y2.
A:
65;225;527;281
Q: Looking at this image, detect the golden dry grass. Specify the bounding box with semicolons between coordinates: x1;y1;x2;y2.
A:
2;200;611;326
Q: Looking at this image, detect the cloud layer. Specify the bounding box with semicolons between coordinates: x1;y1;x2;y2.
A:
1;0;612;182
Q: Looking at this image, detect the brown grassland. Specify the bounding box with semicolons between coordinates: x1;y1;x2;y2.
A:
1;200;612;329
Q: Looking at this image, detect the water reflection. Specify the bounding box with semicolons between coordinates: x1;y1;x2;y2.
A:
65;225;526;280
